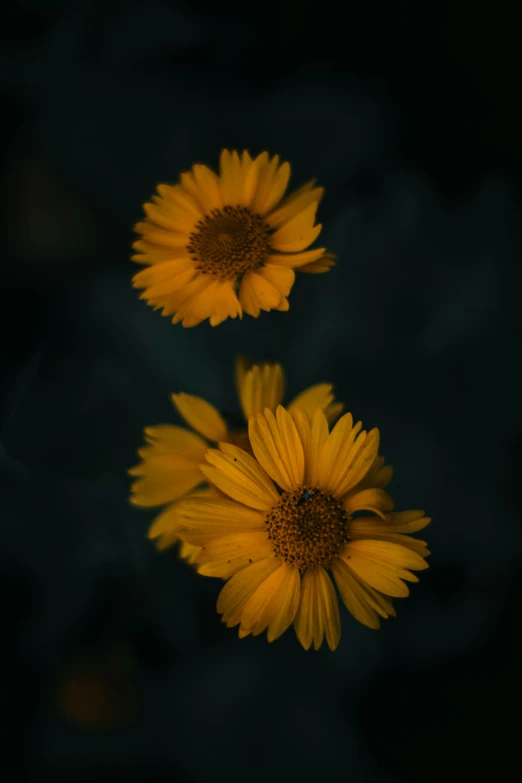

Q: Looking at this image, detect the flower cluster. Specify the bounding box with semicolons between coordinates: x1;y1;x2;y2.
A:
130;151;430;650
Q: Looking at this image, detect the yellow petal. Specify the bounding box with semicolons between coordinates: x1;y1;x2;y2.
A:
239;562;300;640
131;239;190;265
299;251;336;274
243;152;268;207
250;154;282;215
175;496;265;545
142;202;195;235
293;567;340;651
287;383;335;418
257;264;295;297
266;181;324;229
156;183;203;218
385;510;431;534
132;259;194;289
220;149;244;205
147;502;183;540
235;355;251;399
216;557;280;627
343;488;395;518
340;539;428;598
196;532;274;578
349;513;430;557
248;406;304;491
240;272;284;314
237;361;285;420
291;407;329;486
192;163;223;211
143;424;208;457
179;169;221;215
160;274;214;319
171;278;242;328
332;559;383;629
171;392;228;442
238;272;261;318
256;160;291;216
178;539;201;564
202;443;280;510
318;413;380;497
267;247;327;269
130;463;203;507
136;265;197;299
134;223;190;248
147;487;216;554
270;202;322;252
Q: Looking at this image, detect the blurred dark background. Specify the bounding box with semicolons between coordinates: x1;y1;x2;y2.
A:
1;1;522;780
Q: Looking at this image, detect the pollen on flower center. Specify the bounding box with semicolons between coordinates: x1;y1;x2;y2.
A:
186;206;271;281
265;486;350;571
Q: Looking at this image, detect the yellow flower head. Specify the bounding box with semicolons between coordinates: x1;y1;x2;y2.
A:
129;357;344;560
175;405;430;650
132;150;333;327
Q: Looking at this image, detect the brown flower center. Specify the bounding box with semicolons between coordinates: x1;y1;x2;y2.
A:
265;486;350;571
186;206;271;281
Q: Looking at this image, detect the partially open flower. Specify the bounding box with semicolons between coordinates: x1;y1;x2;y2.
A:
132;150;332;327
129;357;344;560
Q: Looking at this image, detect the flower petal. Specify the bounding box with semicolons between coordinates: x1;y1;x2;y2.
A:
343;488;395;518
266;181;324;229
134;223;190;248
196;532;274;578
129;462;203;507
299;251;336;274
319;414;380;497
257;264;295;297
192;163;223;211
156;183;203;218
291;407;329;486
332;559;384;629
175;496;266;545
384;510;431;534
248;406;304;491
270;202;322;252
349;513;430;557
239;271;284;315
287;383;335;418
243;151;268;207
236;361;285;420
250;154;284;215
267;247;327;269
201;443;280;510
256;160;291;216
340;539;429;598
239;562;300;640
216;557;281;627
172;392;228;442
220;149;244;205
293;567;340;651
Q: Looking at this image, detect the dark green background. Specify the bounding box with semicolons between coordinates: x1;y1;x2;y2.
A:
2;1;521;780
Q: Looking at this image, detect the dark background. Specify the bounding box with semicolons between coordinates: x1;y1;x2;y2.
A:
2;1;522;780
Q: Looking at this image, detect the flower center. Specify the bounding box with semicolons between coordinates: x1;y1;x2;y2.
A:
186;206;271;281
265;486;350;571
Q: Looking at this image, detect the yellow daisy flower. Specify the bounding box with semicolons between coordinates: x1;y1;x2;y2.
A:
131;150;333;327
175;405;430;650
129;357;344;561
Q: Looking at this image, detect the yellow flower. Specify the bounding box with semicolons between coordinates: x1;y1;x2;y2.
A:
175;406;430;650
129;357;343;560
131;150;333;327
